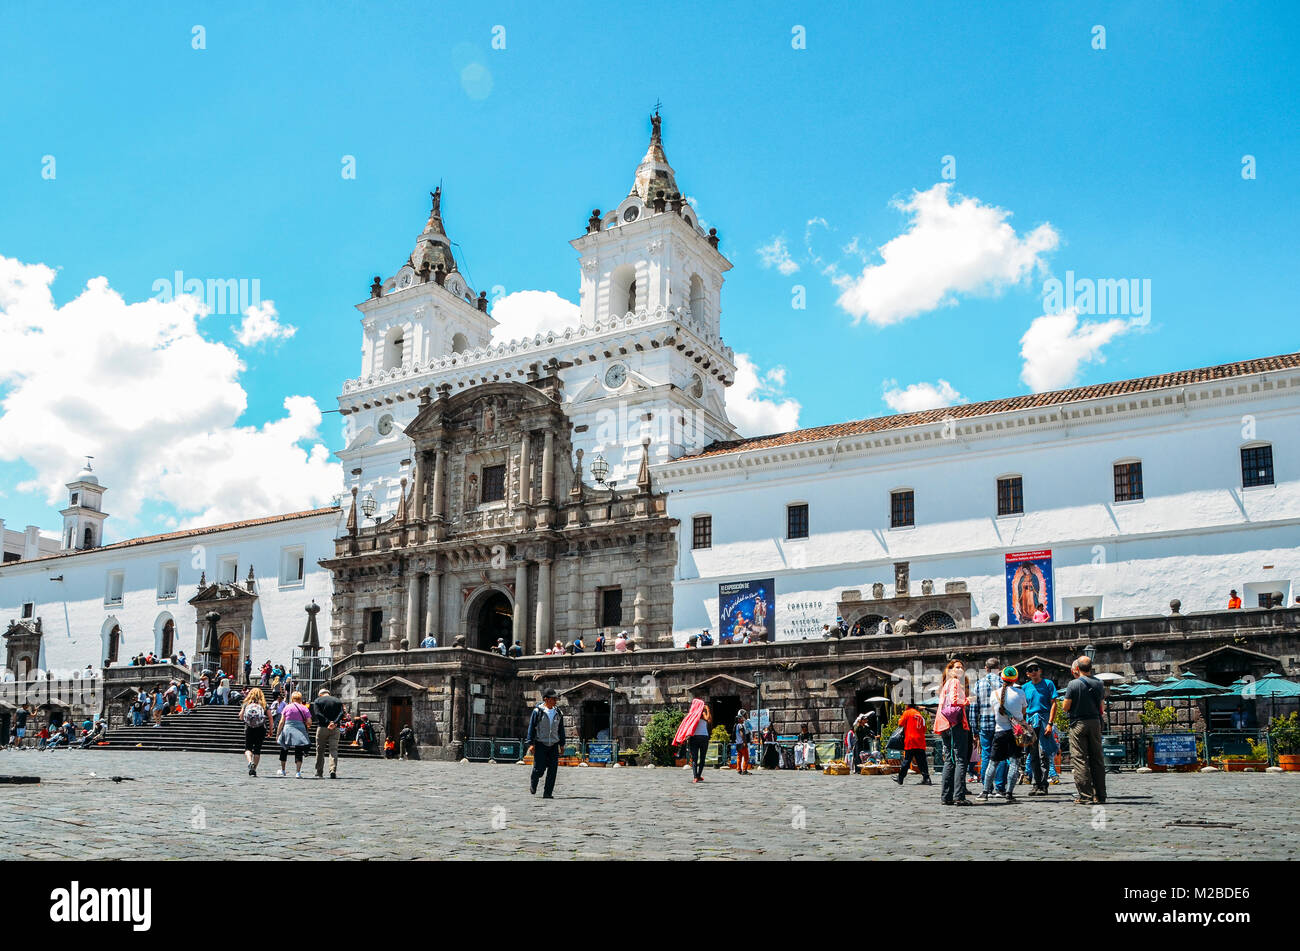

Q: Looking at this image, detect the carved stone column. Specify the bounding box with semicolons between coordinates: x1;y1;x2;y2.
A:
412;451;427;520
513;558;528;650
536;557;553;650
519;432;532;505
541;431;555;503
404;567;420;645
425;570;441;644
433;448;447;520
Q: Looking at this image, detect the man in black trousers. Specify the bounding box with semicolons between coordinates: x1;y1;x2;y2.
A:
526;688;566;799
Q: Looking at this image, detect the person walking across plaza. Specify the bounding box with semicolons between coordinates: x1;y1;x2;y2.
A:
526;688;566;798
275;691;313;778
240;687;270;777
934;659;973;806
310;688;345;779
979;667;1028;803
973;656;1008;797
895;702;932;785
673;697;712;783
1064;655;1107;805
1022;663;1057;795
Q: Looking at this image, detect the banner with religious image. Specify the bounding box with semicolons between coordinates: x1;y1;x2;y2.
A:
718;578;775;643
1005;550;1053;625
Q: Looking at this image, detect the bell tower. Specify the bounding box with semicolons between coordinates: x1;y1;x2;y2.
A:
571;112;729;336
60;457;109;551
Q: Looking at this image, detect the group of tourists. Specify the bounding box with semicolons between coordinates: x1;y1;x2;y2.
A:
126;650;187;667
541;631;635;655
238;686;348;778
926;654;1107;806
129;680;192;724
5;704;108;750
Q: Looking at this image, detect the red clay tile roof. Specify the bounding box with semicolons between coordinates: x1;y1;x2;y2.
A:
5;507;340;566
682;351;1300;461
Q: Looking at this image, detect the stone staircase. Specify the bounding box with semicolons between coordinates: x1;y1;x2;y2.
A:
88;703;378;758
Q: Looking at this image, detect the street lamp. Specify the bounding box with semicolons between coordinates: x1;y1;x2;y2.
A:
607;675;617;754
590;454;610;484
360;492;378;520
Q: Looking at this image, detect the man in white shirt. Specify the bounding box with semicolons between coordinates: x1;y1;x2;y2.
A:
978;666;1029;803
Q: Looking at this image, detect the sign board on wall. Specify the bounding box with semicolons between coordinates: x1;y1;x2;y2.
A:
777;593;833;640
1153;733;1198;766
1005;550;1054;625
718;579;775;643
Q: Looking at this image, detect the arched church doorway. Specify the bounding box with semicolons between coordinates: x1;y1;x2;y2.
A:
469;590;513;651
219;633;240;679
106;625;121;665
160;619;174;658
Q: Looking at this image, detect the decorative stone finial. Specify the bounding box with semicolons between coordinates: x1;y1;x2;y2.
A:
587;209;601;233
370;276;382;298
707;228;719;249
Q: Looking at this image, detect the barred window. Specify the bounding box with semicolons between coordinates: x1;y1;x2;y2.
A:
997;476;1023;516
481;464;506;502
1241;445;1274;488
692;515;712;550
1113;461;1143;502
601;587;623;627
890;490;914;528
786;503;809;540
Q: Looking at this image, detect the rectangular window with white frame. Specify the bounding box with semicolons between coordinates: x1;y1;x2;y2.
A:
218;556;238;584
280;545;306;587
158;563;178;601
105;571;124;606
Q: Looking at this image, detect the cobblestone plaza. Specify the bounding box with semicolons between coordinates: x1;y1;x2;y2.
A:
2;752;1296;860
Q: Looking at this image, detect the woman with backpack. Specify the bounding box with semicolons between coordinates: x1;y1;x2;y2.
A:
240;687;271;777
275;690;313;778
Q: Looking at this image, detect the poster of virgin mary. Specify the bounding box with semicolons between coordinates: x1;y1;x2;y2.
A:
1005;550;1053;625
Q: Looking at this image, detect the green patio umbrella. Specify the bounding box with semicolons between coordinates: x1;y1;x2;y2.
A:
1147;672;1228;700
1237;673;1300;700
1120;678;1156;698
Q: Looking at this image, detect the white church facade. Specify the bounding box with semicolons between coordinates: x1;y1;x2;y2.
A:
2;113;1299;683
661;354;1300;643
0;462;340;679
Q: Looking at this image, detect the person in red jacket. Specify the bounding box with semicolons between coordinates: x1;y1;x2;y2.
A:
895;702;932;785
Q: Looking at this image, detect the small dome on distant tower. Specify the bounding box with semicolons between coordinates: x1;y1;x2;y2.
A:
74;458;99;486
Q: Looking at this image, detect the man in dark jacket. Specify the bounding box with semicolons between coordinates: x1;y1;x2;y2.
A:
525;688;566;799
310;688;346;779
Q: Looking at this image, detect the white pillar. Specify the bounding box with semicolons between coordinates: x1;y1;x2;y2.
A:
541;432;555;503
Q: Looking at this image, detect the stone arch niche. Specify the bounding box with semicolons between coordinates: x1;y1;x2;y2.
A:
463;585;514;652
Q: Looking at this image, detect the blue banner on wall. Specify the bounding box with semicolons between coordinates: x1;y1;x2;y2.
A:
1005;550;1054;625
719;578;775;643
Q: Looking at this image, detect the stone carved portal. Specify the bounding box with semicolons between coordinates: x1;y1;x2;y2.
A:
466;587;513;651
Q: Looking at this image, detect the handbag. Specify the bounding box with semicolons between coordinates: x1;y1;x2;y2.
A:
998;687;1038;749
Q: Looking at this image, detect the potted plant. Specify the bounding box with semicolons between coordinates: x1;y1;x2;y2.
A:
1269;712;1300;771
709;723;732;769
637;706;687;767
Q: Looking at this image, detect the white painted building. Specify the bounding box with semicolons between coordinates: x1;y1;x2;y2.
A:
1;520;59;564
659;354;1300;644
336;113;738;516
0;464;341;675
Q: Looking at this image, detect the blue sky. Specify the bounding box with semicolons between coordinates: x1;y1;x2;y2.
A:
1;1;1297;540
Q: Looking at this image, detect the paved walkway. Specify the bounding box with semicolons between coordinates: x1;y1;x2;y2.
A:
1;750;1296;859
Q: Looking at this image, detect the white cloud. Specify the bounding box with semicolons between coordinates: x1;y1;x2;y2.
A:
757;236;800;275
234;299;296;347
834;183;1059;326
726;353;801;436
489;290;580;344
0;256;342;537
881;378;966;413
1018;308;1131;392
